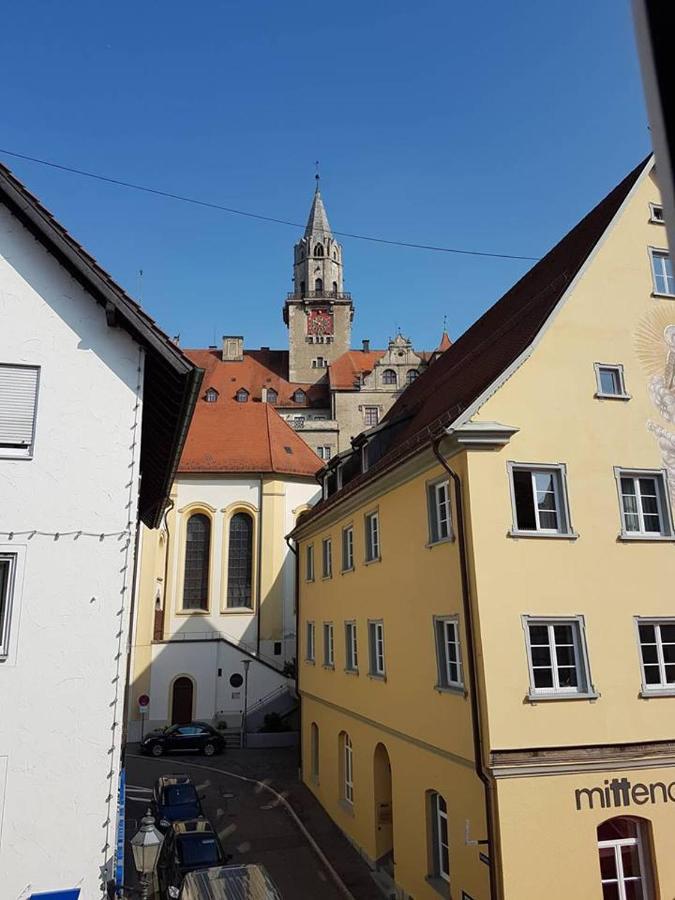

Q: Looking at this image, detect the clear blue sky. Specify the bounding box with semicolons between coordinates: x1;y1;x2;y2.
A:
0;1;650;352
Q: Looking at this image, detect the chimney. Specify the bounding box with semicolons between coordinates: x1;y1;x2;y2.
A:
222;336;244;361
362;339;370;352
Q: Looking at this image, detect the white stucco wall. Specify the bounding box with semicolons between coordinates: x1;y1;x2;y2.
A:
0;204;142;898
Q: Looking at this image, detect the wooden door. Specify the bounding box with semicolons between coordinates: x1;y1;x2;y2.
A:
171;677;193;725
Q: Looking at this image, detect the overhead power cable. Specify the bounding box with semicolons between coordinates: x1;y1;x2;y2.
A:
0;147;540;262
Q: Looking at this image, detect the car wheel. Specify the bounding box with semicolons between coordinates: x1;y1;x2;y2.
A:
203;742;216;757
151;743;164;757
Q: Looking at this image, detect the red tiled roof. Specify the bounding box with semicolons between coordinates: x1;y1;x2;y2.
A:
179;402;322;477
329;350;386;389
437;330;452;352
296;155;651;528
184;349;328;407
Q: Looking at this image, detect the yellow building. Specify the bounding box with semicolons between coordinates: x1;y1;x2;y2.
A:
293;156;675;899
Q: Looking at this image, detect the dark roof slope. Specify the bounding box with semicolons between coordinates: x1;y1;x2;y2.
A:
297;155;650;528
0;161;203;528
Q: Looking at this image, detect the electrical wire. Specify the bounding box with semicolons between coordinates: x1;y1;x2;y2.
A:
0;147;541;262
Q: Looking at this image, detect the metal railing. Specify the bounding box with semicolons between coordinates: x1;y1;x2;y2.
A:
286;290;352;301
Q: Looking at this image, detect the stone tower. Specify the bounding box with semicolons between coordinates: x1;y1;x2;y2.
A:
284;181;354;383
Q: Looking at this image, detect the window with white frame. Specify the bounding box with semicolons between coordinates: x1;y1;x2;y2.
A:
649;248;675;296
305;621;315;662
317;445;332;460
341;732;354;804
428;479;451;543
616;470;672;538
594;364;629;399
524;617;592;697
429;792;450;883
649;203;665;224
597;817;653;900
342;525;354;571
323;622;334;667
306;544;315;581
0;364;40;459
509;463;572;535
345;621;358;672
322;538;332;578
637;619;675;691
364;406;379;427
0;554;17;659
434;617;463;690
365;511;380;562
368;620;385;676
204;387;218;403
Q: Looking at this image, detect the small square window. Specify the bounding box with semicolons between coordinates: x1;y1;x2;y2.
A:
649;203;665;224
636;618;675;692
523;616;594;698
345;621;358;672
368;620;385;677
649;248;675;296
342;526;354;571
305;621;315;662
0;364;40;459
306;544;315;581
323;622;334;667
615;469;673;538
365;512;380;562
434;616;463;690
428;479;451;543
508;463;573;536
594;364;629;399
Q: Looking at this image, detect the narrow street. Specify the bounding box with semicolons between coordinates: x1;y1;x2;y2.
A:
123;746;382;900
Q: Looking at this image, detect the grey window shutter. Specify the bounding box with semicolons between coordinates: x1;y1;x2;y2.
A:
0;366;39;446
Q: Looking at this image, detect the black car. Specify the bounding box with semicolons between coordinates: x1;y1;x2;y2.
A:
157;819;230;899
152;774;205;831
140;722;225;757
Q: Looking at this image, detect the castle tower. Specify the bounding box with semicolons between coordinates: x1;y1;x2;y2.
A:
284;180;354;383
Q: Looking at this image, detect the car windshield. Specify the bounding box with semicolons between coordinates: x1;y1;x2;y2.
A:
164;725;180;735
177;834;222;867
163;785;198;806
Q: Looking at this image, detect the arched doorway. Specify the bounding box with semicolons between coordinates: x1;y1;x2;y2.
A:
373;742;394;871
171;677;193;725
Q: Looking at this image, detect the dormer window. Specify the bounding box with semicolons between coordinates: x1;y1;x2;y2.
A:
314;243;324;258
650;203;665;224
266;388;278;404
293;389;306;404
236;388;249;403
204;387;218;403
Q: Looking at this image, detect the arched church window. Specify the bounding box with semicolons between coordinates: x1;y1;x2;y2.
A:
183;514;210;610
406;369;419;385
382;369;398;386
314;243;324;257
236;388;249;403
332;281;338;294
227;512;254;608
315;278;323;292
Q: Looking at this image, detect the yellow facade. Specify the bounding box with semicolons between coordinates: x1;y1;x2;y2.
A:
295;164;675;899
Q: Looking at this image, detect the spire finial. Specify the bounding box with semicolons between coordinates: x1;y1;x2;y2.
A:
314;160;320;191
443;314;447;331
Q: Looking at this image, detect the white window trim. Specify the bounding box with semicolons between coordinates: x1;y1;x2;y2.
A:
648;246;675;298
593;362;631;400
364;510;381;563
344;620;359;673
0;363;41;460
507;461;577;539
305;620;315;663
343;734;354;804
649;202;665;224
306;544;315;581
598;823;650;900
341;525;355;573
433;615;464;693
368;619;386;678
522;615;597;701
322;538;332;579
323;622;334;668
433;793;450;883
635;616;675;696
427;477;453;545
0;546;25;663
613;467;675;540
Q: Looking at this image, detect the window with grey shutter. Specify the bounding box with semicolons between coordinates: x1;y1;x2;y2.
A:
0;365;39;457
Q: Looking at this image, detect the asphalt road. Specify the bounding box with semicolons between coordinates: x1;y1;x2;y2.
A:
123;747;348;900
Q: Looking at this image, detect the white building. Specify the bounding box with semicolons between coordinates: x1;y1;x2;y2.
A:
127;366;322;742
0;162;201;898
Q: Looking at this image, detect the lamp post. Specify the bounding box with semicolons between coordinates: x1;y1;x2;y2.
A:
241;659;252;749
130;808;164;900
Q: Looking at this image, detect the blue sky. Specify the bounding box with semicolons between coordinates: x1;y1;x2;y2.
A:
1;1;649;353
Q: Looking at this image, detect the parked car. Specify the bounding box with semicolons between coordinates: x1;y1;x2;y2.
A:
179;864;283;899
140;722;225;757
157;819;230;899
152;774;205;831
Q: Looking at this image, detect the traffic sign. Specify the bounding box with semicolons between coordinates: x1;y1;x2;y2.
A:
138;693;150;713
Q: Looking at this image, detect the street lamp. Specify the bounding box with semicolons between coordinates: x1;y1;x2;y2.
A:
130;808;164;900
241;659;252;749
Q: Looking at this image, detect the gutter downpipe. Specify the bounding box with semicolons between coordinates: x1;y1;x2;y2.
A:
432;437;499;900
285;533;301;776
256;475;264;655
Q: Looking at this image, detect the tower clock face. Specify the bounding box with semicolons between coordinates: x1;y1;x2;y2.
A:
307;309;334;336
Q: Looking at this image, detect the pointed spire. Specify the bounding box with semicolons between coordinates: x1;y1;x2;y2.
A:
304;177;333;240
437;318;452;353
